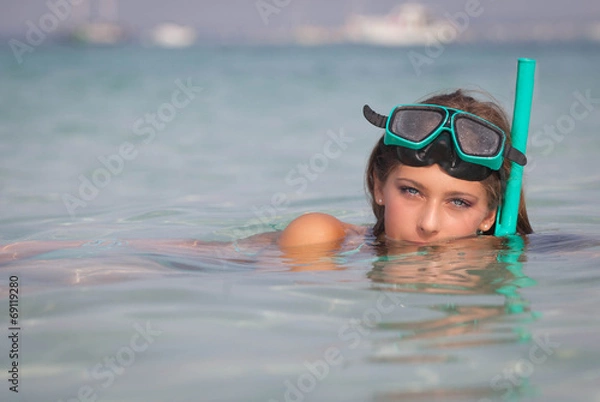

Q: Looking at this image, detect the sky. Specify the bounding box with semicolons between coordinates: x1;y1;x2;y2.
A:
2;0;600;40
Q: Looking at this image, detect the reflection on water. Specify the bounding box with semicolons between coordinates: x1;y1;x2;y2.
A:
4;232;599;401
360;236;539;400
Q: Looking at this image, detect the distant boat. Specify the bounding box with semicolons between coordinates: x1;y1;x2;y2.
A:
295;3;450;47
70;21;127;45
147;23;197;48
67;0;127;45
343;3;450;46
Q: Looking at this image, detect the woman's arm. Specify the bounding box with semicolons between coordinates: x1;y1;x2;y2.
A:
0;240;86;265
0;213;355;268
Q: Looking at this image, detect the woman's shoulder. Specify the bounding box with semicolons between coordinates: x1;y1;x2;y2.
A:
277;212;366;249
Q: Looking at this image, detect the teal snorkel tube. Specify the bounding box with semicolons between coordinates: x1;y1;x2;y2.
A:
495;58;536;236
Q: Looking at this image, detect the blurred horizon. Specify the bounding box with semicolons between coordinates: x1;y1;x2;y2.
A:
2;0;600;45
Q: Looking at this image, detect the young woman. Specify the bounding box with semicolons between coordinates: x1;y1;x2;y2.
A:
278;89;533;250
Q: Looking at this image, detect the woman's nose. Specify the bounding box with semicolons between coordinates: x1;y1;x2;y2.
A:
417;203;441;236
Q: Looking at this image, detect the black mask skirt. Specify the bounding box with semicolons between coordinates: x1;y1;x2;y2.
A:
394;132;494;181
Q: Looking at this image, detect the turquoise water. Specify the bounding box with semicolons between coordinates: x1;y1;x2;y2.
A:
1;42;600;401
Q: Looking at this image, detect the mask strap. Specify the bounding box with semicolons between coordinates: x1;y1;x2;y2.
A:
504;146;527;166
363;105;388;128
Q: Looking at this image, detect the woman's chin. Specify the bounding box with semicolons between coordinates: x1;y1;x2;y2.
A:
384;235;476;247
383;236;432;247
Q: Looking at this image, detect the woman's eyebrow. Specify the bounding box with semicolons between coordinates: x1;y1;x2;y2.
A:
395;177;423;189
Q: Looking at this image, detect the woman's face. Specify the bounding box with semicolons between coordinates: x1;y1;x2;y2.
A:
374;164;497;244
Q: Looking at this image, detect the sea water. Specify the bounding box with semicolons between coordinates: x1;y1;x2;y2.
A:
1;41;600;401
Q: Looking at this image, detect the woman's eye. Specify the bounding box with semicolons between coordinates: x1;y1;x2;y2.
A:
451;198;472;208
399;186;419;195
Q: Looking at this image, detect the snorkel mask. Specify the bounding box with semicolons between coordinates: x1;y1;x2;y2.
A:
364;58;536;236
363;103;527;181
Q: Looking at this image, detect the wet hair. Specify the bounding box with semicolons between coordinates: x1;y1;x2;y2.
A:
365;89;533;238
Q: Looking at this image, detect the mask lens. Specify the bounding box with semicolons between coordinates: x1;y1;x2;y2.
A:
390;108;444;142
454;117;502;157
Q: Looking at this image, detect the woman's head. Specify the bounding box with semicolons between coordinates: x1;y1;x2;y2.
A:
366;89;532;242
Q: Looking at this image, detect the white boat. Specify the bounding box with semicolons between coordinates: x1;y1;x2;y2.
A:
343;3;450;46
68;0;127;45
148;23;197;48
70;21;126;45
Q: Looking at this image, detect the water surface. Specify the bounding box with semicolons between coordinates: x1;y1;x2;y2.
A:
1;42;600;401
